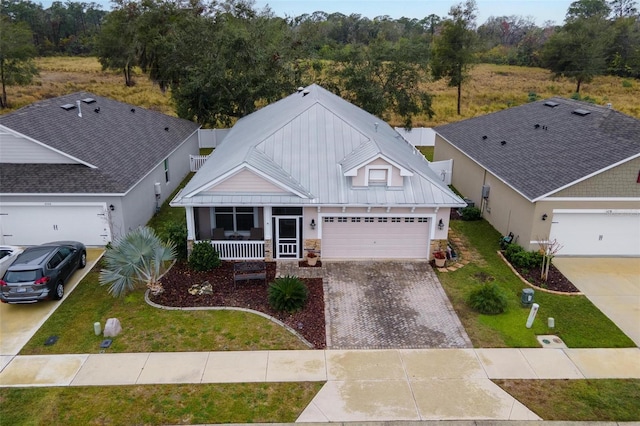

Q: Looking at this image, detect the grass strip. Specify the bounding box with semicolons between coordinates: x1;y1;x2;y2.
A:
0;382;323;424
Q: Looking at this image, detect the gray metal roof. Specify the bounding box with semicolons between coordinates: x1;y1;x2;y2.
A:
173;84;464;207
0;92;200;194
435;98;640;201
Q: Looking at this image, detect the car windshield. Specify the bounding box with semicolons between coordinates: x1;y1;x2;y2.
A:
4;269;41;283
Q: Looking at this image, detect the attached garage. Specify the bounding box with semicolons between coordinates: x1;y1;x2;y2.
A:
0;203;111;246
321;216;432;259
550;210;640;256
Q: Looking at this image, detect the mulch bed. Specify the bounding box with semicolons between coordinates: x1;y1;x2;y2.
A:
151;261;326;349
517;263;581;293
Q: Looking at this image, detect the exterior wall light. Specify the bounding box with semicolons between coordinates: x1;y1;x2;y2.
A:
310;219;316;230
542;214;548;221
438;219;444;230
109;204;115;211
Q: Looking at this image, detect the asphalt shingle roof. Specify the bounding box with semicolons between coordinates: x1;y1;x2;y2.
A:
0;92;200;194
435;98;640;201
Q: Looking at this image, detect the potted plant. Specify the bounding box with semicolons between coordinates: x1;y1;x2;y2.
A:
433;251;446;267
306;251;319;266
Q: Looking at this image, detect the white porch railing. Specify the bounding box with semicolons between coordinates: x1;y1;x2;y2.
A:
190;155;210;172
206;240;265;260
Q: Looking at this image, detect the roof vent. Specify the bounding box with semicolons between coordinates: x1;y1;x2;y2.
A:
60;103;76;111
482;135;488;140
544;101;559;108
82;98;96;104
164;127;169;131
500;140;507;146
131;108;135;113
572;109;591;116
94;107;100;113
302;89;310;97
534;124;540;129
296;86;304;93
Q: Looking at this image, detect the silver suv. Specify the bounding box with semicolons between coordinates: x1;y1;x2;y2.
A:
0;241;86;304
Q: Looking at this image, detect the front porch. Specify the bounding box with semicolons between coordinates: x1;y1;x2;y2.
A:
188;206;310;261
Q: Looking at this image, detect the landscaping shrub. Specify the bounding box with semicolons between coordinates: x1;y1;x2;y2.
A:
188;241;221;271
460;206;482;221
161;220;188;260
467;282;508;315
268;275;308;313
504;244;543;269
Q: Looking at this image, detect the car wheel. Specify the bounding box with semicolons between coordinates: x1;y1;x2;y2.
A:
52;281;64;300
79;251;87;269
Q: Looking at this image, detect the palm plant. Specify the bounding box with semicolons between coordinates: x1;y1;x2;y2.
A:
99;226;176;297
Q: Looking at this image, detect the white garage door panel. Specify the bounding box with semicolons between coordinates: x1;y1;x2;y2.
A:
550;211;640;256
0;205;110;246
322;218;430;259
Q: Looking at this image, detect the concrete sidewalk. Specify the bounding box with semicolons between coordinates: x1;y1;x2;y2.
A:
2;347;639;422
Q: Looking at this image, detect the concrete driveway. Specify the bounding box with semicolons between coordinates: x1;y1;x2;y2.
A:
323;261;471;349
0;248;103;362
554;257;640;347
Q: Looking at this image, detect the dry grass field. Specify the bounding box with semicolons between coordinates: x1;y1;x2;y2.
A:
2;57;638;127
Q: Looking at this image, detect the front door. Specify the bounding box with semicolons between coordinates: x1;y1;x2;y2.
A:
274;217;300;259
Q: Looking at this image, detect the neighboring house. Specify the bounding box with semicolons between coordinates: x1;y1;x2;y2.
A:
171;84;465;261
434;98;640;257
0;92;200;246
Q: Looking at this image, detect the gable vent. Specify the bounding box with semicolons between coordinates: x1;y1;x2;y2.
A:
82;98;96;104
544;101;559;108
572;109;591;116
60;103;76;111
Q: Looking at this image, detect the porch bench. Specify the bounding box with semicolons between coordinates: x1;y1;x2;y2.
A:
233;261;267;283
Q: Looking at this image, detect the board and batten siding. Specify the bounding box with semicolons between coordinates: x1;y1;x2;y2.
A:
206;169;289;193
0;130;77;164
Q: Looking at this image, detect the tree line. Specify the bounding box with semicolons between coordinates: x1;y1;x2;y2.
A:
1;0;638;124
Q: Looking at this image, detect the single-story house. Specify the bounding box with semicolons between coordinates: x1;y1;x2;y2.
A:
0;92;200;246
434;97;640;257
171;84;466;260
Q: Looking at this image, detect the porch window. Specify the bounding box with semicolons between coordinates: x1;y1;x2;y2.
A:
213;207;256;234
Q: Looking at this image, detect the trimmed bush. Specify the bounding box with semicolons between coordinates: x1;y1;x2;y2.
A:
504;244;542;269
268;275;308;313
460;206;481;221
161;220;188;260
188;241;221;271
467;283;508;315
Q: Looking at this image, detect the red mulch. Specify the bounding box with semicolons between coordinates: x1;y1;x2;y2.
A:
150;261;326;349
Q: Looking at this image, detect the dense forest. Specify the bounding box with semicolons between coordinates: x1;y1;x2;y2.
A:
1;0;639;125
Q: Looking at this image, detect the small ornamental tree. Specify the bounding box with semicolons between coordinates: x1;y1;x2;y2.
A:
537;237;563;282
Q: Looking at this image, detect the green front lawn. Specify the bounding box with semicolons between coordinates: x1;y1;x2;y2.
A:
0;382;323;424
494;379;640;421
20;268;308;355
438;219;635;348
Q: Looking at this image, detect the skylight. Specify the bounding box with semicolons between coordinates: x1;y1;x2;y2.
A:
60;104;76;110
544;101;559;108
572;109;591;116
82;98;96;104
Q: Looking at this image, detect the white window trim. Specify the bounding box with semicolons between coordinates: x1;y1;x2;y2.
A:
163;158;170;183
210;207;258;236
365;165;392;186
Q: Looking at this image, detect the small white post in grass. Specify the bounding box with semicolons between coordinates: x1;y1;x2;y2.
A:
548;317;555;328
93;322;101;336
526;303;539;329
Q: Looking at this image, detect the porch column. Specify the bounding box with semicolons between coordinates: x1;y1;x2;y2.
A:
263;206;272;260
185;206;196;241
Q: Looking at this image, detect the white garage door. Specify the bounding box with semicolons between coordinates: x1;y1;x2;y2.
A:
0;204;111;246
321;216;431;259
550;210;640;256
